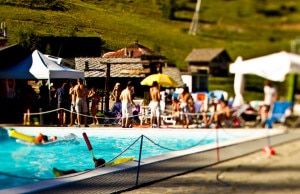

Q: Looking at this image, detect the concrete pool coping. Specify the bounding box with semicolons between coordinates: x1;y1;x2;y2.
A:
0;126;287;194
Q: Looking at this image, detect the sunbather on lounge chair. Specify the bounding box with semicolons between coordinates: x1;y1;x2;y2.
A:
203;100;231;128
171;97;180;123
259;80;278;127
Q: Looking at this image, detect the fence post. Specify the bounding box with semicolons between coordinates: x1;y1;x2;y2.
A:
39;108;43;125
135;135;144;186
215;123;220;162
60;109;63;127
262;119;276;156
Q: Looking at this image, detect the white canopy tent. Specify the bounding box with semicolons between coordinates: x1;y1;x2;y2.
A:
229;51;300;106
0;50;84;79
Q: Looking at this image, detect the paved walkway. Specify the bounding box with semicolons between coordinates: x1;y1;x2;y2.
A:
123;130;300;194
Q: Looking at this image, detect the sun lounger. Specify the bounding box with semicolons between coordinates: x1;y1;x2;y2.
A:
266;101;293;128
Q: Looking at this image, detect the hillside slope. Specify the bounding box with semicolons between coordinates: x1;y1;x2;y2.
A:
0;0;300;69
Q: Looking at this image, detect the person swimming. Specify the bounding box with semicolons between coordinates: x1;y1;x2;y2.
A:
52;157;106;177
35;133;58;144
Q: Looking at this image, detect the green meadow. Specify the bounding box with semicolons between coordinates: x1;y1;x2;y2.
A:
0;0;300;101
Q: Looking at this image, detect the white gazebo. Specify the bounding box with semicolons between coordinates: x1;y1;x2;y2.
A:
229;51;300;107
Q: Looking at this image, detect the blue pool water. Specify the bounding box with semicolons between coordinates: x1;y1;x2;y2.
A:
0;127;271;190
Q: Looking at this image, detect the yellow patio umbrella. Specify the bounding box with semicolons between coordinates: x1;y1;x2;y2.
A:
140;73;178;87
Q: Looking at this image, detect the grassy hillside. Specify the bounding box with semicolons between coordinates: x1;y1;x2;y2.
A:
0;0;300;101
1;0;300;69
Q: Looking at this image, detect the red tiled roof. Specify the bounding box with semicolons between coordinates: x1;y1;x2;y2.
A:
75;57;184;86
103;40;163;58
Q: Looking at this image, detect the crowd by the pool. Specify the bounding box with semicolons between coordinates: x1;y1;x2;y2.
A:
15;78;280;129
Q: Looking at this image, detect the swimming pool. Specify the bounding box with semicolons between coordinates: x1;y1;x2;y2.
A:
0;126;282;191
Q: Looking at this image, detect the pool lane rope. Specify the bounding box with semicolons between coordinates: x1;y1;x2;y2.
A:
82;132;95;159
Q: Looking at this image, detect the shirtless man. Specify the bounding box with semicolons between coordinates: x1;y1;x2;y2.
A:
74;78;88;127
178;86;193;128
149;81;161;128
119;81;136;128
204;100;231;127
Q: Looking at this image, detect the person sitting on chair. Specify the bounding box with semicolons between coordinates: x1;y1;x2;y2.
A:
171;97;180;123
259;80;278;127
203;100;231;128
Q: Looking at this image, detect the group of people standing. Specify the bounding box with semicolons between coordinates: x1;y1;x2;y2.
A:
23;77;278;129
34;78;99;127
38;79;138;128
55;78;91;127
107;80;137;128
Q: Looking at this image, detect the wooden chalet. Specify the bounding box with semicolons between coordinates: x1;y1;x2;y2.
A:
76;40;184;110
185;48;231;77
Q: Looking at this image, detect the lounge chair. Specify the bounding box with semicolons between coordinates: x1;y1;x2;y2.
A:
266;101;293;128
221;104;250;128
162;115;176;126
160;101;177;126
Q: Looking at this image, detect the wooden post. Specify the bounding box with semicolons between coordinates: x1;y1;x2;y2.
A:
105;63;111;112
287;74;296;102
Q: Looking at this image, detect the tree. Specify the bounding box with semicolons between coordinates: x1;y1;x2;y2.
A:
13;25;41;51
159;0;188;20
161;0;176;20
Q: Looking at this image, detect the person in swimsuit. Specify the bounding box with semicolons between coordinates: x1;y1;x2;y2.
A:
171;97;181;123
178;86;193;128
52;157;106;177
203;99;231;128
149;81;161;128
88;87;100;125
74;78;89;127
119;81;136;128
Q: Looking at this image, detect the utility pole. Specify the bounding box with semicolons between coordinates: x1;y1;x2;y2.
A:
288;38;300;103
189;0;202;35
291;38;300;54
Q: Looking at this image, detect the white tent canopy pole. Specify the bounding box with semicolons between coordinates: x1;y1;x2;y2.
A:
232;56;245;107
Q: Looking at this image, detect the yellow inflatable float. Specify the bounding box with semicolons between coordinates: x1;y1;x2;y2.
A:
53;156;135;177
105;157;135;166
8;128;37;143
